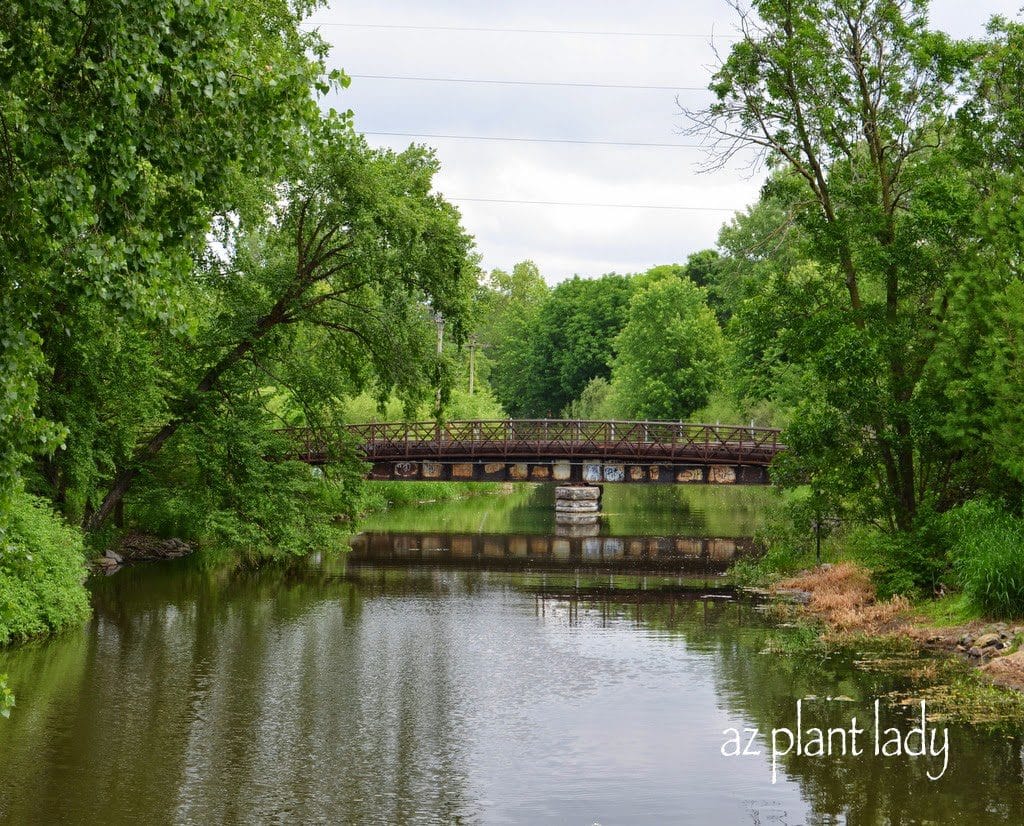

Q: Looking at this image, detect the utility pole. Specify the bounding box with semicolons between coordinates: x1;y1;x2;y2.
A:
468;333;477;396
434;311;445;418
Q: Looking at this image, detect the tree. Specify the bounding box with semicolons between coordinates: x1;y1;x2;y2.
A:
505;274;634;417
609;278;726;420
85;124;475;530
0;0;337;526
473;261;549;414
684;0;981;530
947;18;1024;495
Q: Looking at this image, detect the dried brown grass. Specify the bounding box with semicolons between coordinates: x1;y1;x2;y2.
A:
775;563;910;634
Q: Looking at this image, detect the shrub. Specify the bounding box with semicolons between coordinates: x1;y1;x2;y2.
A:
945;499;1024;618
730;499;816;586
0;487;91;646
127;418;366;558
841;504;949;599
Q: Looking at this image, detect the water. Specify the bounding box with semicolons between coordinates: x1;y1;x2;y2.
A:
357;483;772;537
2;486;1023;824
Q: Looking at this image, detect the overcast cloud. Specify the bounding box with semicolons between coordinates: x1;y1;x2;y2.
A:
308;1;1023;282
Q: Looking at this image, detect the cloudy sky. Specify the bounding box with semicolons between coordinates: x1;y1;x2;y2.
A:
308;1;1022;283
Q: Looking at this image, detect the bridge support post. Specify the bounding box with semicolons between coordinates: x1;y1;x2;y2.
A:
555;485;601;529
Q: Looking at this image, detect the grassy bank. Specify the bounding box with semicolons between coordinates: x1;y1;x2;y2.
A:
358;480;508;514
757;562;1024;723
730;498;1024;709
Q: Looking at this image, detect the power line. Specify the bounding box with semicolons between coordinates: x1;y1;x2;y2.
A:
364;131;704;149
301;22;734;39
350;73;707;92
447;197;736;212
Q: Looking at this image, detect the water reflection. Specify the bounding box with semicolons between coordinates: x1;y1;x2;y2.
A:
2;554;1023;824
357;483;776;538
349;530;757;574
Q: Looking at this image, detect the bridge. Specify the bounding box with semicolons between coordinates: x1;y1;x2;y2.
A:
287;419;783;485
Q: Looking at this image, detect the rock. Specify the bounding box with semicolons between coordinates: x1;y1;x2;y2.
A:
104;550;123;564
968;647;983;658
974;632;1001;649
959;633;973;647
554;500;600;513
111;531;194;562
554;486;601;501
554;512;600;526
774;588;812;605
982;650;1024;692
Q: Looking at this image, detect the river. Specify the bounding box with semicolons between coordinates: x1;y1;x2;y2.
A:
1;485;1022;824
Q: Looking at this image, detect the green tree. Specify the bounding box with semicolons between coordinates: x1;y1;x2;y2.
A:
473;261;549;414
943;18;1024;495
609;278;726;420
685;0;981;530
507;274;634;417
86;125;475;530
0;0;337;527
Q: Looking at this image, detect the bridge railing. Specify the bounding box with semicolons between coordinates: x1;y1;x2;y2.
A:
321;419;782;464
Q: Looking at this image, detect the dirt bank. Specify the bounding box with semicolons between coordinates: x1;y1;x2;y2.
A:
771;563;1024;693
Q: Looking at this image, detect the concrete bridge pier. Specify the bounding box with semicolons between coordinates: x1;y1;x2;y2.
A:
555;485;602;529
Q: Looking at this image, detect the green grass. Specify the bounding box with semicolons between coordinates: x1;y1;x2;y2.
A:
947;500;1024;619
358;480;505;513
912;593;984;627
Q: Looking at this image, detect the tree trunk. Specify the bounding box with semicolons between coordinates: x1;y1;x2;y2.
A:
85;305;286;531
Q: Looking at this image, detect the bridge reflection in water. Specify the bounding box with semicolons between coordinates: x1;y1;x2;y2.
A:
349;530;757;576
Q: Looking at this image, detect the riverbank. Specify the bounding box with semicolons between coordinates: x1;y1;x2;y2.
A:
764;562;1024;714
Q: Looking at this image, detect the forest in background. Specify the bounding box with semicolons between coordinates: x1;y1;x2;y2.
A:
5;0;1024;650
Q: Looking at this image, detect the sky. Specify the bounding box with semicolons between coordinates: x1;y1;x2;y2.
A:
308;1;1023;283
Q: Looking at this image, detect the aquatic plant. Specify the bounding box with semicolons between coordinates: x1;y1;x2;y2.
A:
0;674;13;718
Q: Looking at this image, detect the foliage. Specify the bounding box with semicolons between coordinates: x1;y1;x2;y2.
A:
945;499;1024;618
473;261;549;416
489;273;634;417
1;0;337;523
974;282;1024;485
609;277;725;420
912;593;983;627
729;498;817;586
0;487;90;646
685;0;986;532
79;124;475;531
842;523;948;600
127;416;362;556
561;376;616;419
0;1;479;605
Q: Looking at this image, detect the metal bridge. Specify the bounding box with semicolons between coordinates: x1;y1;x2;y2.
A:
287;419;783;485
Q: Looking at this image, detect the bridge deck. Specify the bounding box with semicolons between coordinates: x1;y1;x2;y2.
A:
284;419;783;477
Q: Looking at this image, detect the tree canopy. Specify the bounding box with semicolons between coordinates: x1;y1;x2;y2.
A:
610;278;726;421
